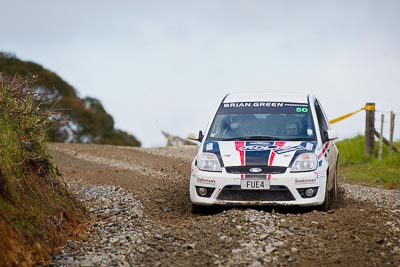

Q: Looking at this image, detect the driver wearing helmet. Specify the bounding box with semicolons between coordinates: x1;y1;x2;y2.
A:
231;115;258;135
285;123;298;136
283;115;302;136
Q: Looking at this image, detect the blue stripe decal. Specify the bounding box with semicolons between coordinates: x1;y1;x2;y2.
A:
244;141;273;166
304;141;318;151
203;141;224;167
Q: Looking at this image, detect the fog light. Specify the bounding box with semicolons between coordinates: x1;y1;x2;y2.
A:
198;187;208;197
305;188;314;197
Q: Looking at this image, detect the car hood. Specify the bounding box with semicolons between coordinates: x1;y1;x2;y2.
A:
201;140;319;168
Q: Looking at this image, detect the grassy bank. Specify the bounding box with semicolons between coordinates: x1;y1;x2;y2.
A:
0;74;85;266
336;135;400;189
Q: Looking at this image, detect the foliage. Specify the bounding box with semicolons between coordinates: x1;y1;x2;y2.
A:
0;75;56;190
0;52;141;146
0;74;84;266
336;135;400;189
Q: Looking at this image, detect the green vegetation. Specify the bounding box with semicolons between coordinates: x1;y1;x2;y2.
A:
0;75;84;266
0;52;141;146
337;135;400;189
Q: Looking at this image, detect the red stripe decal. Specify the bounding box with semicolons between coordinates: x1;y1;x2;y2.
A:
268;141;285;166
235;141;245;166
275;141;286;147
318;142;330;160
268;151;276;166
235;141;246;179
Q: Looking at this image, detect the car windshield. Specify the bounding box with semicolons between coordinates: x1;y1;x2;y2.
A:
206;101;316;141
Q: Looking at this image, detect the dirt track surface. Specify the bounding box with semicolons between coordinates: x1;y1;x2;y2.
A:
50;143;400;267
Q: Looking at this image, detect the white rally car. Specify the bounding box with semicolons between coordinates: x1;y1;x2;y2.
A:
189;93;339;214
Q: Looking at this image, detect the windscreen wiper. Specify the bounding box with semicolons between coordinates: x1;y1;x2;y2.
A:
219;137;246;141
283;137;312;141
221;136;284;141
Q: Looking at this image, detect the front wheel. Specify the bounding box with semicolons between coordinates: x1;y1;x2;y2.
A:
318;167;338;212
318;185;330;212
332;166;338;201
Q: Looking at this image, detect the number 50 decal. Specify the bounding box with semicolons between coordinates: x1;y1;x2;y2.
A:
296;107;309;112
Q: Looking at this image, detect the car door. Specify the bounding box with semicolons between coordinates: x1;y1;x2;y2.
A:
314;99;338;189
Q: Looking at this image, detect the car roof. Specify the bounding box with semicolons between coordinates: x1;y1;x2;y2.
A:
223;92;312;104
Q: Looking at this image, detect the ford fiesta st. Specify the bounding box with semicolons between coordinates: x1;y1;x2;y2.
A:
189;93;339;214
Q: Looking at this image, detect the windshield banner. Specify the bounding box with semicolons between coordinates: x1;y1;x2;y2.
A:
217;102;309;114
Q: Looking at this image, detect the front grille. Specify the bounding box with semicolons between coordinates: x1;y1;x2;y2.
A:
217;185;295;201
225;166;287;174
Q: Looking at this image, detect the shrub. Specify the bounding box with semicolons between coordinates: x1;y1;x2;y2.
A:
0;74;63;194
0;74;83;266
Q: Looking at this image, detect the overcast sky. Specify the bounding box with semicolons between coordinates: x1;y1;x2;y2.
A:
1;0;400;147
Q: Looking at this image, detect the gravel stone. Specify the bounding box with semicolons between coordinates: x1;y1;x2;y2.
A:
49;144;400;267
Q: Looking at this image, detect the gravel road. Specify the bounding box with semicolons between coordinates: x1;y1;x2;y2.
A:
49;143;400;267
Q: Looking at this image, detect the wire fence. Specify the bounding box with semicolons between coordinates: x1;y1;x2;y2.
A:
329;104;398;157
375;112;397;132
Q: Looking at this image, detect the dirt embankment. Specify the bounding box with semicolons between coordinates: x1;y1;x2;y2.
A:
50;143;400;266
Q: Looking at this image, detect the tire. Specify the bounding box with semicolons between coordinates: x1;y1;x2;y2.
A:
332;166;338;201
191;203;205;214
319;167;338;212
318;184;330;212
319;173;331;212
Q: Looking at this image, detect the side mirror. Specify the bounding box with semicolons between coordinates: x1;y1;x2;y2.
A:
187;130;204;142
326;130;338;141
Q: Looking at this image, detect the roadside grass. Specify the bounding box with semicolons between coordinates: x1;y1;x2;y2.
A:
336;135;400;189
0;74;85;266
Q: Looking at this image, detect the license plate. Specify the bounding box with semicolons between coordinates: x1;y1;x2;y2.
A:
240;179;270;190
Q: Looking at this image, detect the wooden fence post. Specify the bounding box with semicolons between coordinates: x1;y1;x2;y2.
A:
389;111;395;157
378;114;384;160
365;103;375;156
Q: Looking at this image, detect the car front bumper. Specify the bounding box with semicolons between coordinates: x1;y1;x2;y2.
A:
190;167;327;207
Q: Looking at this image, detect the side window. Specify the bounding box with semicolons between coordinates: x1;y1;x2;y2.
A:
314;100;329;134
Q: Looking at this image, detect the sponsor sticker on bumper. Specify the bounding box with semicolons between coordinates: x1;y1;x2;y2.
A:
196;177;216;186
295;178;317;185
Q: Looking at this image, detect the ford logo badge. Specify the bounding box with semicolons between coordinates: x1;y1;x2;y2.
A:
249;168;262;173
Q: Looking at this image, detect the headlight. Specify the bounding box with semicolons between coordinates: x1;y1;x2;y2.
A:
197;153;222;172
291;153;317;172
